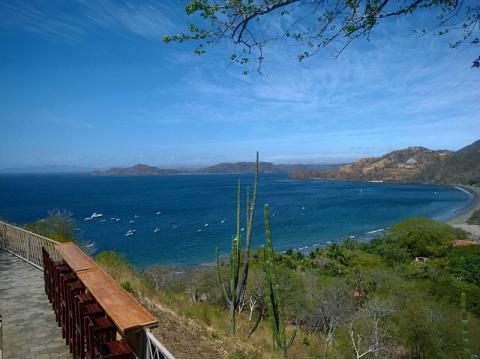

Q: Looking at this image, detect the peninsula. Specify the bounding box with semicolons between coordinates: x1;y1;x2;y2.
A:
290;139;480;185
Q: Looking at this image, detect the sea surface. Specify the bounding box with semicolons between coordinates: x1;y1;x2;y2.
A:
0;173;473;267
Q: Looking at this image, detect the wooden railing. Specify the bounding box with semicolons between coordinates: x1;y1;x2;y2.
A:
0;220;176;359
0;221;60;269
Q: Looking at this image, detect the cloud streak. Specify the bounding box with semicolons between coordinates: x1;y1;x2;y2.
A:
0;0;178;39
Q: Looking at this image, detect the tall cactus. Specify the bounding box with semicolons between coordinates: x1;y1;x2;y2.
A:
262;204;296;359
216;152;259;335
461;292;471;359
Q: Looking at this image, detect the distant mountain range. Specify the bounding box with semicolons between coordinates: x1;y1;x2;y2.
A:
92;162;340;176
290;140;480;185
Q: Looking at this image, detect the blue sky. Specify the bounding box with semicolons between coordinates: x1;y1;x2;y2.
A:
0;1;479;169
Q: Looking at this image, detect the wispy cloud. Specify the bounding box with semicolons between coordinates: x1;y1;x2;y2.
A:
0;1;178;39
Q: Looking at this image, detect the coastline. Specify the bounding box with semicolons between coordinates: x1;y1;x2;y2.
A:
446;185;480;225
446;185;480;240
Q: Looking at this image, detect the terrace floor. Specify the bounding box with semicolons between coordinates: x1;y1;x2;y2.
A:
0;250;71;359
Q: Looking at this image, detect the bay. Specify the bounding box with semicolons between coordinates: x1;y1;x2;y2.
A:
0;173;472;266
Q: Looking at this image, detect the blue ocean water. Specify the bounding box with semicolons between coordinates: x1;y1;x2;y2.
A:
0;173;472;267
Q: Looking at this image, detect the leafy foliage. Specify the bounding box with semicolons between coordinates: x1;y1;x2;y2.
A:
467;209;480;225
370;217;467;260
448;245;480;287
167;0;480;72
24;209;76;243
121;281;133;293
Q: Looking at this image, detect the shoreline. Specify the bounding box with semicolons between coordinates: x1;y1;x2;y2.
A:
446;185;480;225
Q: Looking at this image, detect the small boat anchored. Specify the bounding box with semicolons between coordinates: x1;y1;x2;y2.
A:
125;229;135;237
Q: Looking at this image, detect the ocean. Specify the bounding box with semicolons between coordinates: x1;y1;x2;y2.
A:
0;173;472;267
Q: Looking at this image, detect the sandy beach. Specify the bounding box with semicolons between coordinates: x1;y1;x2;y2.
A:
447;185;480;240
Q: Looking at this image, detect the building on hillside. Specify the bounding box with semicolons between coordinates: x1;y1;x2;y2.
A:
453;239;477;247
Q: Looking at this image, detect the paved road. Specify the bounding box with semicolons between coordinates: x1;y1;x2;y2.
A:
0;250;71;358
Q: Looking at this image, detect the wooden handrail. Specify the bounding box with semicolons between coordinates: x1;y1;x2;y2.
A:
0;220;175;359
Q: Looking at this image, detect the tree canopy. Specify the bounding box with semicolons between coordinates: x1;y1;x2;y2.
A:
164;0;480;73
371;217;469;259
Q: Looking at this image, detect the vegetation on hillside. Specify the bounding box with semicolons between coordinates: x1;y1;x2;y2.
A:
95;217;480;358
290;139;480;185
24;209;75;243
421;140;480;185
467;209;480;225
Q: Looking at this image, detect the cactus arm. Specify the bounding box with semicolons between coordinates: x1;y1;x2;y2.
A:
461;292;471;359
263;204;295;358
215;248;231;304
237;152;259;303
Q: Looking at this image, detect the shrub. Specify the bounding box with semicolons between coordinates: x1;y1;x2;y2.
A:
448;246;480;287
370;218;465;261
467;209;480;225
121;281;133;293
24;209;76;243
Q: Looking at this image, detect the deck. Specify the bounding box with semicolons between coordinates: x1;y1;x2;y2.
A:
0;250;71;358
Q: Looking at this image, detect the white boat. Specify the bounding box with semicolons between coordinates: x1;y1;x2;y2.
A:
155;211;161;215
84;217;92;221
204;223;209;227
197;229;202;233
91;212;103;218
368;180;383;183
85;243;95;248
221;218;226;224
154;228;160;233
134;215;139;218
128;220;135;224
125;232;134;237
115;218;121;222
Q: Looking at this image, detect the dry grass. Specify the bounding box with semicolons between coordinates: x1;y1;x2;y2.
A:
95;251;329;359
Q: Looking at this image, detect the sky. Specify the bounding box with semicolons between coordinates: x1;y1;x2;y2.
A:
0;1;479;170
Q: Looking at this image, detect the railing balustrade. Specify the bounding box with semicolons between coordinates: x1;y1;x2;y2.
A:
0;220;175;359
0;221;60;269
145;330;175;359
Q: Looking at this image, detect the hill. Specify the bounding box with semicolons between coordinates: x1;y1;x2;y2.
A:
92;164;181;176
290;140;480;184
92;162;340;176
420;140;480;185
199;161;278;173
291;147;451;183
